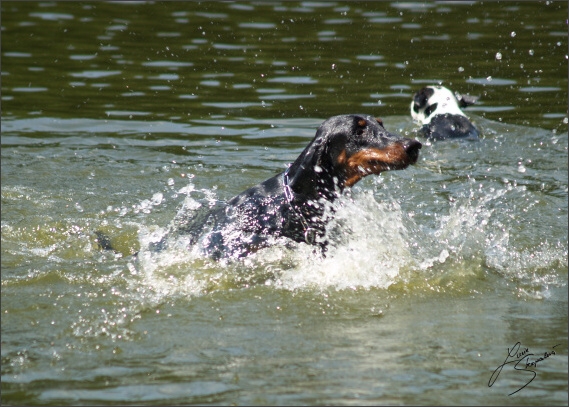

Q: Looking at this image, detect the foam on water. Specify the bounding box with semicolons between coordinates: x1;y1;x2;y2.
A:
274;191;415;291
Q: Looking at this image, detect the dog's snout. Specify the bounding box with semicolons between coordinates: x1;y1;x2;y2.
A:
402;138;422;151
401;138;422;162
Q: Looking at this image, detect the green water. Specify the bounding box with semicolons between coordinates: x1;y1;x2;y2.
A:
2;2;568;405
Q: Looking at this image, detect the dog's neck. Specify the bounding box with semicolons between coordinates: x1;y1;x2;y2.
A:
284;161;341;203
284;138;344;203
282;166;336;246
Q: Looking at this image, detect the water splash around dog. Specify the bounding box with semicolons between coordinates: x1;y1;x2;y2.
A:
130;172;566;300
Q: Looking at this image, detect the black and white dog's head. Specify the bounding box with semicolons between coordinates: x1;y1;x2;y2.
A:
411;85;480;140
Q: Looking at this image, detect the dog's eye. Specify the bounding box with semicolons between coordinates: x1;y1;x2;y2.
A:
375;118;384;127
425;103;438;117
357;119;367;127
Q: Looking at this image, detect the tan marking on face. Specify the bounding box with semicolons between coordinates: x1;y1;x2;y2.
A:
337;144;411;187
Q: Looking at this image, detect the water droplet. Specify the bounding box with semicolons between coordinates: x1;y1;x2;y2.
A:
495;52;502;60
458;66;464;72
151;192;163;205
438;249;449;263
511;31;516;38
528;49;534;56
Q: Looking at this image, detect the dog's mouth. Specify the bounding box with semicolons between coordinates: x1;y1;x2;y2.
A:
338;139;422;187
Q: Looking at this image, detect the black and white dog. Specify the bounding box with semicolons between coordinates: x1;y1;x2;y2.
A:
411;85;480;140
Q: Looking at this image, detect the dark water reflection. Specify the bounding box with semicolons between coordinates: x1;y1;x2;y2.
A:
2;1;567;130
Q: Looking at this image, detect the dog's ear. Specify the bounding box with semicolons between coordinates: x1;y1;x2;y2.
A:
455;92;479;108
424;103;438;117
413;87;434;112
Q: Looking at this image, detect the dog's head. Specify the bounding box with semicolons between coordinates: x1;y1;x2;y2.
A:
289;114;421;192
411;85;479;140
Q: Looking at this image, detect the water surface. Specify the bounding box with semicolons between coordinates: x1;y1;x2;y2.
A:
2;2;567;405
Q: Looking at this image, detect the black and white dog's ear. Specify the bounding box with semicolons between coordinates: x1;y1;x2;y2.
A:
455;92;479;108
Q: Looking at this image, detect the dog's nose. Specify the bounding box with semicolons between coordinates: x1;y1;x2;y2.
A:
402;139;422;162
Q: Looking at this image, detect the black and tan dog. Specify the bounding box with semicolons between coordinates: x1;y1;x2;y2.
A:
151;114;421;259
411;85;479;140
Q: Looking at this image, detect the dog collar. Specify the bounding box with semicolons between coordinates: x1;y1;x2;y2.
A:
282;169;317;245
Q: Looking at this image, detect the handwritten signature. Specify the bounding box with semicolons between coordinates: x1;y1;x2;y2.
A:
488;342;561;395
